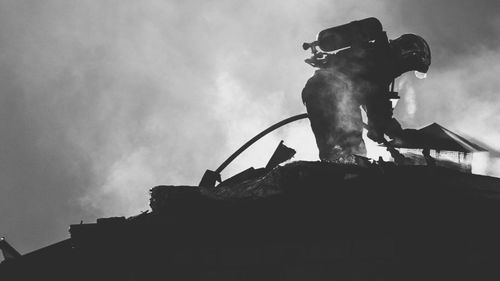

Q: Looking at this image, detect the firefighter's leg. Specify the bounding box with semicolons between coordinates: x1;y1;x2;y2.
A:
337;101;366;157
303;72;366;162
305;99;336;161
303;74;342;161
327;87;367;162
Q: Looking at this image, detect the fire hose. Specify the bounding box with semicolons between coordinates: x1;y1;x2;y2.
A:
199;113;404;187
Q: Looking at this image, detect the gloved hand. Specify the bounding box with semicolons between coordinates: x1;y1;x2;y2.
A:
367;129;385;144
385;118;404;139
367;118;403;143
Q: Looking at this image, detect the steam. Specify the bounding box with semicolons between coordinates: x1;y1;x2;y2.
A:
1;0;499;254
397;76;418;120
393;48;500;177
1;0;394;252
399;48;500;148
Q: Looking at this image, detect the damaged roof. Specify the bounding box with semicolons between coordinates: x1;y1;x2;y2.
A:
389;123;487;152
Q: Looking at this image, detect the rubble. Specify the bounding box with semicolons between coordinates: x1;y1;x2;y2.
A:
2;162;500;280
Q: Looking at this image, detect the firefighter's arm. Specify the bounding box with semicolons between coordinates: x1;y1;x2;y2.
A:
365;96;403;143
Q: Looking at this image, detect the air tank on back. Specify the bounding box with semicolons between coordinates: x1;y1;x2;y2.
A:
316;17;383;52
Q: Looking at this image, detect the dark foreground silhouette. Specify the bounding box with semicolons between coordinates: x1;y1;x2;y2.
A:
2;161;500;280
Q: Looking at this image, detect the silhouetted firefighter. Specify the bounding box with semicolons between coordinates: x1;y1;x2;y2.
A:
302;17;431;162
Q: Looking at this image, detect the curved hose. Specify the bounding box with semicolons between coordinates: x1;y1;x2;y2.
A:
215;113;309;173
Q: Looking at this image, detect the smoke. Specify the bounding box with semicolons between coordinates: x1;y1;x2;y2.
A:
411;48;500;143
0;0;391;252
1;0;499;253
396;75;417;121
396;48;500;176
389;0;500;177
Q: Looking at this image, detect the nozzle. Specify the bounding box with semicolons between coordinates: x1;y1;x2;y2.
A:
302;41;319;54
199;170;221;188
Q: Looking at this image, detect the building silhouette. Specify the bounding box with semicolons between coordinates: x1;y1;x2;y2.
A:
2;160;500;280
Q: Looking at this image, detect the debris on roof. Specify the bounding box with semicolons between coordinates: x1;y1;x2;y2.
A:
390;123;487;152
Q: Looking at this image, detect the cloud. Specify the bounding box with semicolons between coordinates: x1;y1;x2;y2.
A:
394;0;500;63
395;48;500;150
1;0;499;253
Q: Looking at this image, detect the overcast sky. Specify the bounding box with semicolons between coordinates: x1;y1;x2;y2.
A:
1;0;499;254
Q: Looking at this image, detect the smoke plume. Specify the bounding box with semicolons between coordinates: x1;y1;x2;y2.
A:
0;0;499;253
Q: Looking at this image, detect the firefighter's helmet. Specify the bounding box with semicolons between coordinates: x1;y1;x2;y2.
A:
390;34;431;74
